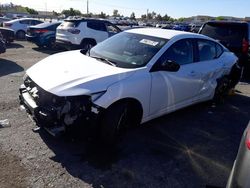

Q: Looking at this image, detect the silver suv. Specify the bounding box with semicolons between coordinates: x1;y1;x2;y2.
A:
56;18;121;50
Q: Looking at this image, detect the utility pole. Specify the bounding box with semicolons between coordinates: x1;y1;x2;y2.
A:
87;0;89;15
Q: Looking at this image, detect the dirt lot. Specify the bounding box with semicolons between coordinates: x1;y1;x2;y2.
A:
0;41;250;188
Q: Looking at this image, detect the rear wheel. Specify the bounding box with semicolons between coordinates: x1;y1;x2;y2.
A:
16;30;26;40
213;76;231;103
46;38;56;49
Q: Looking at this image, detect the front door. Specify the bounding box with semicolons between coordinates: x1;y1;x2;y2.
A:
150;39;203;116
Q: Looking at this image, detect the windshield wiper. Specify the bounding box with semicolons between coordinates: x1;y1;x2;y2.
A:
90;55;117;67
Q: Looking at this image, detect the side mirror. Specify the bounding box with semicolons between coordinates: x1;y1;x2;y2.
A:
161;60;180;72
151;59;180;72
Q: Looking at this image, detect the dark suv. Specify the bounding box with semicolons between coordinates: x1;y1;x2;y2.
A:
199;21;250;69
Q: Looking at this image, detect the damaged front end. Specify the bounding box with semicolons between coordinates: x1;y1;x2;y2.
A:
19;76;102;136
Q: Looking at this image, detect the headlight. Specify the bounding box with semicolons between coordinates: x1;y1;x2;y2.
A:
91;91;106;102
23;73;28;81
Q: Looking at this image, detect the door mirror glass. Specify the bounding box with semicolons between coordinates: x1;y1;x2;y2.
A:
161;60;180;72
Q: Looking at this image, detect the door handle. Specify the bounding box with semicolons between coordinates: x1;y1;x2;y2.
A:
188;71;197;77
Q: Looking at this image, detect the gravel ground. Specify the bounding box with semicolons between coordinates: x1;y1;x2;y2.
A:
0;41;250;188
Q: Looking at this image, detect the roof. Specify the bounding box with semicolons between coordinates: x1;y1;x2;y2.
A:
205;21;248;25
7;17;41;23
125;28;200;40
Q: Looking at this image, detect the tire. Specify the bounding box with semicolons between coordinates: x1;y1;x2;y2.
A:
213;76;231;103
80;40;96;51
16;30;26;40
100;102;140;145
46;38;56;49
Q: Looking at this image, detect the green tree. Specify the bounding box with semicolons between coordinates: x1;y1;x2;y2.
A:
178;17;185;22
62;8;82;17
98;12;107;18
162;14;170;21
156;14;162;21
130;12;135;20
25;7;38;14
216;16;224;21
113;9;120;17
141;14;147;20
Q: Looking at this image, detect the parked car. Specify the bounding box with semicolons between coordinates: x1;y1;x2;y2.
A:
0;32;6;54
173;24;191;32
227;121;250;188
20;28;240;143
0;27;15;44
56;18;121;50
190;24;202;33
199;21;250;69
3;18;43;39
26;22;62;49
0;17;11;27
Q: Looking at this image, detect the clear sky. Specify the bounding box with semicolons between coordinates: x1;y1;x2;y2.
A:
1;0;250;18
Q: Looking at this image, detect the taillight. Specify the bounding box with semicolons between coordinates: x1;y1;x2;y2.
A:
34;29;49;34
242;38;249;54
246;130;250;150
4;23;12;27
67;28;80;34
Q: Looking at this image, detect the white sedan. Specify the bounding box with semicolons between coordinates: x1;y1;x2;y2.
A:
19;28;241;143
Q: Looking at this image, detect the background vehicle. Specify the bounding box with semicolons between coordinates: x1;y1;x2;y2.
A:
3;18;43;39
190;24;202;33
0;17;11;27
26;22;62;49
0;27;15;44
172;24;191;31
56;18;121;50
0;32;6;54
227;121;250;188
20;28;239;144
199;21;250;70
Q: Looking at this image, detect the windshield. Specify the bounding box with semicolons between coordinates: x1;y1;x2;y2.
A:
90;32;168;68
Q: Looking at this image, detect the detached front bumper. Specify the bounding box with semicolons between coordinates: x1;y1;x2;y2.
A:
19;79;102;136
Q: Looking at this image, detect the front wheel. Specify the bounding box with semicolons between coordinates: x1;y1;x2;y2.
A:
100;102;139;145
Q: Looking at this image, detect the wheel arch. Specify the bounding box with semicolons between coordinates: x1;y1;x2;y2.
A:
15;29;26;36
104;97;143;124
80;38;97;46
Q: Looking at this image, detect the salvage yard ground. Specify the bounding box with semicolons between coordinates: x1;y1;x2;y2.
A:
0;41;250;188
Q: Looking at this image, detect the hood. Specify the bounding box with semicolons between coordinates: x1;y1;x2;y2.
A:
27;50;136;96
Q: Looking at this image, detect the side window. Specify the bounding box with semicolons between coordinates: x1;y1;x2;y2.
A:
87;21;106;31
19;20;30;24
30;20;38;26
159;39;194;65
198;40;217;61
216;43;224;57
106;23;120;33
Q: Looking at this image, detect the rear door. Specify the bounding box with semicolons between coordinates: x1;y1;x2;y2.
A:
193;39;227;99
86;21;108;43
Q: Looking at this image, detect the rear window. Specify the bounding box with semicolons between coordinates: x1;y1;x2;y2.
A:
200;23;248;45
60;20;81;28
